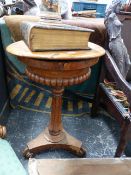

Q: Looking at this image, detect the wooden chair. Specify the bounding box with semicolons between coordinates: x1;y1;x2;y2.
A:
91;50;131;157
92;13;131;157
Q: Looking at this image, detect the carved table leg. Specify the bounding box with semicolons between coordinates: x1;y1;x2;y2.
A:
0;125;6;138
23;87;86;158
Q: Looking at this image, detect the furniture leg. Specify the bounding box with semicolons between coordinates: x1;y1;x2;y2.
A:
115;121;130;157
91;62;106;118
91;86;101;117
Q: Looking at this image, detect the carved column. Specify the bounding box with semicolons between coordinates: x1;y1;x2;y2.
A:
48;87;64;136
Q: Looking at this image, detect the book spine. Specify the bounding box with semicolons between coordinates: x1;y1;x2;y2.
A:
20;22;34;49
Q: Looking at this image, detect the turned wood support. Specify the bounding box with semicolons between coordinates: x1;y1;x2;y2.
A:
48;87;64;136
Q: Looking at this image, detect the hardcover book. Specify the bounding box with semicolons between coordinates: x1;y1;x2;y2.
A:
20;21;93;51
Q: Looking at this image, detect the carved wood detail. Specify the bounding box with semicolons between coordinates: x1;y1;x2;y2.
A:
25;68;91;87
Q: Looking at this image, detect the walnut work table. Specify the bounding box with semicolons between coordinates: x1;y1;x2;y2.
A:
6;40;105;158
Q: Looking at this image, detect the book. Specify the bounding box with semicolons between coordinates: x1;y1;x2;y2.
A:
20;21;94;51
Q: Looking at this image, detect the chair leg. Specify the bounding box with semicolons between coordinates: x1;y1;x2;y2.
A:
91;86;101;117
115;121;130;157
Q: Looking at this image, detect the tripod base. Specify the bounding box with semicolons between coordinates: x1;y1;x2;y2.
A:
23;128;86;158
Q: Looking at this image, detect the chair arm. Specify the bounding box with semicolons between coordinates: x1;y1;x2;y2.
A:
105;50;131;104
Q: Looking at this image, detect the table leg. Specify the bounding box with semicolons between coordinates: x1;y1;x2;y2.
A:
23;87;86;158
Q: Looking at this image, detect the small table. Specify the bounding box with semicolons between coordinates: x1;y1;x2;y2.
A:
7;40;105;158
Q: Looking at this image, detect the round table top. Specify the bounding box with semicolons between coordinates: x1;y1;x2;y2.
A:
6;40;105;61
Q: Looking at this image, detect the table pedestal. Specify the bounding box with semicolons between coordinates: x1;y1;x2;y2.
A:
23;74;87;158
24;129;85;158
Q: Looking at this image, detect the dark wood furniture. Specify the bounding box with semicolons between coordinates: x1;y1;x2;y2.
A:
28;158;131;175
92;14;131;157
92;50;131;157
6;40;105;158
